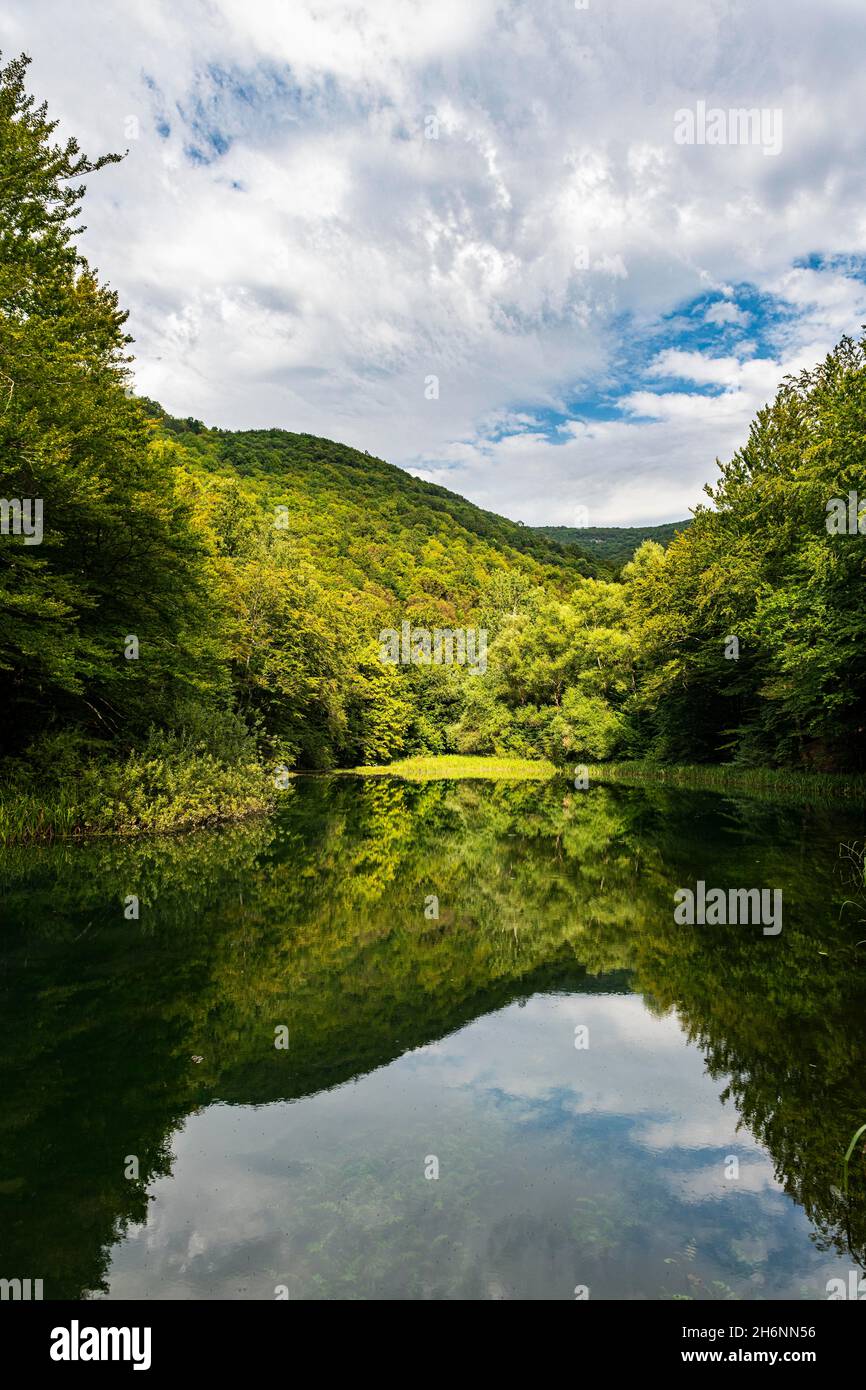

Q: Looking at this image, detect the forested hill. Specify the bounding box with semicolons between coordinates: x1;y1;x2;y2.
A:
148;404;605;591
531;520;692;568
6;48;866;842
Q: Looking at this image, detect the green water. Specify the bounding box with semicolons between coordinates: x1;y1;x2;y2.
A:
1;776;865;1301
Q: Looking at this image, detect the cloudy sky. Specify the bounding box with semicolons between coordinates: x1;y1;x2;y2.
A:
6;0;866;524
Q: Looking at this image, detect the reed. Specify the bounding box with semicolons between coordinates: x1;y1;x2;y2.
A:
588;762;866;806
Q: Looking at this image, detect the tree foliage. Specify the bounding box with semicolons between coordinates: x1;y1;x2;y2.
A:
3;50;865;802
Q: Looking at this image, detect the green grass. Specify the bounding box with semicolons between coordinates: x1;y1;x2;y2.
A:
9;749;865;842
347;754;866;800
348;754;558;781
588;761;866;805
0;749;275;844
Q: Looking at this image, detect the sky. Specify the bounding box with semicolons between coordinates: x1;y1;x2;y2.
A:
5;0;866;525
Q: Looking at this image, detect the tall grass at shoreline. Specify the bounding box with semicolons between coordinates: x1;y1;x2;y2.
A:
589;761;866;805
347;754;558;781
0;748;274;844
5;754;866;845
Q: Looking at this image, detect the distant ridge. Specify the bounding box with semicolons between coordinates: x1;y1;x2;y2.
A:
531;520;692;568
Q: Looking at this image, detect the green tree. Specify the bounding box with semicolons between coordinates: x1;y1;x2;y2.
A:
625;337;866;769
0;52;228;759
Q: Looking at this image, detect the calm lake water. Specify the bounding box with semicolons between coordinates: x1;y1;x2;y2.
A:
2;776;866;1301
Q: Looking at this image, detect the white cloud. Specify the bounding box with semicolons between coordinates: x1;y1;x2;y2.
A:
705;301;750;326
5;0;866;523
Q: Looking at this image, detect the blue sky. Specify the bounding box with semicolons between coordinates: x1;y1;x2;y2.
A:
6;0;866;524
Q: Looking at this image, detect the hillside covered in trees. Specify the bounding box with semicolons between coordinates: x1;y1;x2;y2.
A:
532;521;692;569
2;51;866;839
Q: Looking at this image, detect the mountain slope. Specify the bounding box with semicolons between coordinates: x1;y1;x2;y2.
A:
532;520;692;568
150;406;608;610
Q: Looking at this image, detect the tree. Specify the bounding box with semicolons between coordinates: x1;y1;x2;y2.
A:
625;337;866;769
0;52;228;757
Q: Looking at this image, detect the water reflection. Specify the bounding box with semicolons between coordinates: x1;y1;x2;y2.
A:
1;778;865;1298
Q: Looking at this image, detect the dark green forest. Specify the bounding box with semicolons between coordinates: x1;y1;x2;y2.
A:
3;51;866;839
532;520;692;569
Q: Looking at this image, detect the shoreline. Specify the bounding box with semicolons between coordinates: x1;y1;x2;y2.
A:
5;754;865;846
587;761;866;806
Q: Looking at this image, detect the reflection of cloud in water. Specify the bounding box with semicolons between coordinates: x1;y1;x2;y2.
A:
103;988;851;1300
410;992;764;1150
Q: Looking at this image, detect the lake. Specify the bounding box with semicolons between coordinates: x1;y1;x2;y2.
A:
2;776;865;1300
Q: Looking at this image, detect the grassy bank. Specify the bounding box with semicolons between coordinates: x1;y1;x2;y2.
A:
8;751;866;844
349;754;558;781
0;747;276;845
588;761;866;806
347;754;866;801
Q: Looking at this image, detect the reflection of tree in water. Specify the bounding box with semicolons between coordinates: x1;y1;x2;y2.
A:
625;810;866;1272
0;816;279;1299
1;778;865;1295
